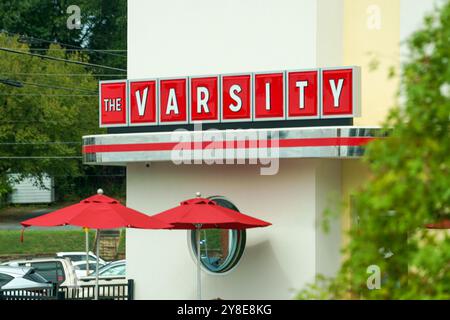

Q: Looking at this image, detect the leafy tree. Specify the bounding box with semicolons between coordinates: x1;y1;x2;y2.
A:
0;0;127;71
0;0;127;202
298;1;450;299
0;33;102;200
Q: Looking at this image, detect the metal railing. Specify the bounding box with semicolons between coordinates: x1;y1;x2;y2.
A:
0;279;134;300
0;284;59;300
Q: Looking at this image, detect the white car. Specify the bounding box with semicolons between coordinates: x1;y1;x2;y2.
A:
56;251;106;265
79;260;126;283
95;260;126;277
72;260;106;279
0;266;52;291
77;260;127;298
1;257;78;288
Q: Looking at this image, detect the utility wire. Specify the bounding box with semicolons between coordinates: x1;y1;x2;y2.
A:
38;49;127;52
5;175;123;177
1;31;126;58
0;120;60;123
19;80;97;94
0;93;97;97
0;156;82;159
0;73;125;77
0;77;97;93
0;142;81;145
11;48;126;59
0;47;127;72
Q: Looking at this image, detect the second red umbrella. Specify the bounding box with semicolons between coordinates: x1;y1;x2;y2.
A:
151;192;271;300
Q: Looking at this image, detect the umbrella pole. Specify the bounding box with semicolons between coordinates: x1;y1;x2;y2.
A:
95;230;100;300
85;227;90;277
196;224;202;300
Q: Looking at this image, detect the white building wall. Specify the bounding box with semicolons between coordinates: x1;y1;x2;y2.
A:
127;0;342;78
400;0;441;54
126;0;346;299
126;159;342;299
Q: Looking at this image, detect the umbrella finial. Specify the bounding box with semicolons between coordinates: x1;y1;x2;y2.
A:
195;192;201;198
97;188;104;195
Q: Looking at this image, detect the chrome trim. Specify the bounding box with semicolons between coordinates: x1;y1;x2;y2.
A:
82;126;382;165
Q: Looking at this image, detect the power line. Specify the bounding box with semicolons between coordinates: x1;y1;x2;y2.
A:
19;80;97;93
0;142;81;145
0;73;125;77
0;93;97;97
0;156;82;159
40;174;125;177
1;31;127;58
0;47;127;72
0;77;97;93
44;49;127;52
27;48;126;52
0;120;60;123
12;48;126;58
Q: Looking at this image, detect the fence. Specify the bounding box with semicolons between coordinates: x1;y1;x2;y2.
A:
0;279;134;300
0;284;59;300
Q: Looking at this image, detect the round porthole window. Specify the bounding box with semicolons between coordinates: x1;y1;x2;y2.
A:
190;196;246;274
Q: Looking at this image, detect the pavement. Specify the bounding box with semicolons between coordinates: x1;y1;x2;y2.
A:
0;207;77;230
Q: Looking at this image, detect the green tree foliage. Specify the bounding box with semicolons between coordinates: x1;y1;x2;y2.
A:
298;1;450;299
0;1;127;201
0;33;101;199
0;0;126;70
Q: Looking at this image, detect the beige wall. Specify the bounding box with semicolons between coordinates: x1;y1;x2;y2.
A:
340;159;371;251
340;0;435;242
344;0;401;126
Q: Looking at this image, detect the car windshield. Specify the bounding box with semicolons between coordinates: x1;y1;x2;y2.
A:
100;264;125;276
24;261;65;284
61;255;96;262
90;263;125;276
0;272;14;287
77;263;98;271
23;270;49;284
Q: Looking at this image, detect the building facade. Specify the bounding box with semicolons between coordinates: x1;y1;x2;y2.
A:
83;0;436;299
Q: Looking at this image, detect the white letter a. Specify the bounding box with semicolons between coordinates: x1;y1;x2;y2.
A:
166;88;179;115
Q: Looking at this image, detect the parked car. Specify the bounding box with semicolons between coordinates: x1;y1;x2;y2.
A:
72;260;106;279
0;266;52;291
1;257;78;288
77;260;127;299
94;260;126;277
56;251;106;265
1;258;126;299
79;260;126;285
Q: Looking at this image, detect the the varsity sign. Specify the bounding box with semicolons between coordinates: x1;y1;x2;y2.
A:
99;67;360;128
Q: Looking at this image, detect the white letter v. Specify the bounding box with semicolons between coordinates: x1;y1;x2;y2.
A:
136;87;149;116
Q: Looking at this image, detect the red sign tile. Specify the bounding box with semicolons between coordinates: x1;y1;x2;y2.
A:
322;68;355;117
287;70;319;119
159;78;188;124
190;76;219;123
254;72;284;120
222;74;252;121
99;81;128;127
129;80;157;125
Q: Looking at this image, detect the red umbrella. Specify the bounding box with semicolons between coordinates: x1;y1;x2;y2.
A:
21;189;171;299
425;218;450;229
152;193;271;299
21;193;170;229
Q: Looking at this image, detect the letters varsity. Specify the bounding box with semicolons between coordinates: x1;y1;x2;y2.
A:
99;67;360;127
